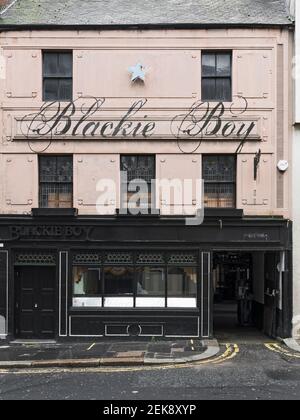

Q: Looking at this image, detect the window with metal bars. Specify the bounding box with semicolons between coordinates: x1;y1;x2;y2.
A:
202;52;232;102
43;52;73;101
39;156;73;208
120;155;155;211
203;155;236;208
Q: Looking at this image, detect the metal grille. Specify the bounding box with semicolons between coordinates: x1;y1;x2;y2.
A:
39;156;73;208
168;252;198;265
104;252;133;265
73;252;102;265
15;252;56;266
203;155;236;208
204;183;235;208
136;252;165;265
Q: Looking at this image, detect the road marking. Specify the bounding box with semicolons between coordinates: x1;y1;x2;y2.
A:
87;343;96;351
265;343;300;359
0;343;240;375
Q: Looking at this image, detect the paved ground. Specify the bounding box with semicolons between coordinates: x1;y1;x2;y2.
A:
0;340;210;366
0;340;300;400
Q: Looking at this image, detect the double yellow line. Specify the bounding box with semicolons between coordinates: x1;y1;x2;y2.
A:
265;343;300;359
0;343;240;375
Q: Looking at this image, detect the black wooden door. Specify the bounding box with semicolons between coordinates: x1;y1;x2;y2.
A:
15;266;56;339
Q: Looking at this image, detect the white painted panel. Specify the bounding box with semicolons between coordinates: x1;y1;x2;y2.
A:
104;297;134;308
72;298;102;308
0;316;5;336
167;298;197;308
135;297;165;308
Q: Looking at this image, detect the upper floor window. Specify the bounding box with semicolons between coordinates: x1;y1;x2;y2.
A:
203;155;236;208
120;155;155;212
39;156;73;208
202;52;232;102
43;52;73;101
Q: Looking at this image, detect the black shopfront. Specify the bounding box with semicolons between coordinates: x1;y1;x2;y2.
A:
0;211;293;342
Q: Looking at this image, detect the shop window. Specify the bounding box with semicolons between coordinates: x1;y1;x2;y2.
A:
136;267;165;296
104;267;135;295
71;251;199;309
72;267;102;308
167;267;197;297
202;52;232;102
43;51;73;101
120;155;155;211
203;155;236;208
39;155;73;208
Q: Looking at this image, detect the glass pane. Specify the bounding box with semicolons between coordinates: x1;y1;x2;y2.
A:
58;184;73;208
57;156;73;182
202;78;216;101
136;267;165;296
104;267;134;295
58;53;73;77
73;267;101;296
44;52;72;77
121;155;155;182
40;156;73;183
203;156;236;182
58;79;73;101
216;54;231;77
202;53;216;76
218;156;236;181
167;267;197;297
204;183;235;208
216;78;232;102
43;78;59;101
40;156;57;182
43;53;58;76
39;156;73;208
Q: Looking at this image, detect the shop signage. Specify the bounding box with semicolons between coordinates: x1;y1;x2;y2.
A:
243;233;269;241
9;226;91;241
20;97;257;149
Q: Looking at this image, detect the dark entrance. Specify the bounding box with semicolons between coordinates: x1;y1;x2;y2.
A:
212;250;290;340
15;266;56;339
213;252;269;342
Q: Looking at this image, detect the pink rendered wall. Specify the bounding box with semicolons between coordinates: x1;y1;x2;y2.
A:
0;28;293;218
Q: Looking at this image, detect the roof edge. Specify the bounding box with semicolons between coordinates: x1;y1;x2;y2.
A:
0;22;295;32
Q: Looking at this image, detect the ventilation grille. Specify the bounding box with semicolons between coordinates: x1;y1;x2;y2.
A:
168;252;198;265
15;252;56;266
73;252;102;265
136;252;165;265
104;252;133;265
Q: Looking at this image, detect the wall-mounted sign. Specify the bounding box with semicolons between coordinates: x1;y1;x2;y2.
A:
19;97;258;153
8;226;91;241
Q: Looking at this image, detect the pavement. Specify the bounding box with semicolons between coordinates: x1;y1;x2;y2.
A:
284;338;300;353
1;340;300;400
0;339;219;369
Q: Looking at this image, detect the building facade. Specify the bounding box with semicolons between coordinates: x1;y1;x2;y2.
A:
0;0;294;341
293;0;300;339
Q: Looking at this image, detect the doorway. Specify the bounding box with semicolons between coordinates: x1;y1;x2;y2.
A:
212;252;269;342
15;266;57;339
